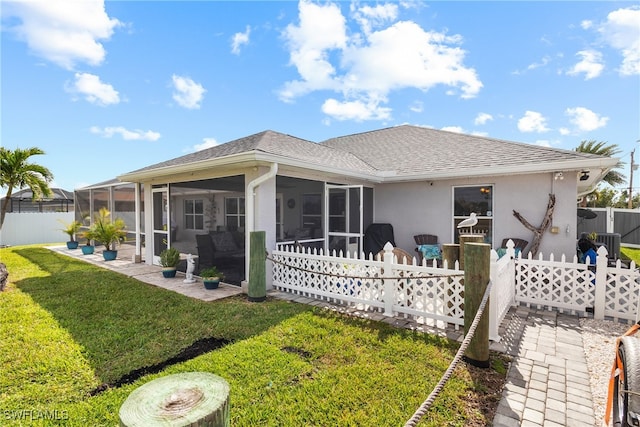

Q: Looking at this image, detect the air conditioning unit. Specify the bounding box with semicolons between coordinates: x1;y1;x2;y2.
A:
595;233;621;260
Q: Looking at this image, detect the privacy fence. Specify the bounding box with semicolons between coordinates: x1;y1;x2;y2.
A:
272;241;640;342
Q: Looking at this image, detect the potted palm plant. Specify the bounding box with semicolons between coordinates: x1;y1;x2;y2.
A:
89;208;127;261
59;219;82;249
78;228;96;255
159;247;181;278
199;266;223;289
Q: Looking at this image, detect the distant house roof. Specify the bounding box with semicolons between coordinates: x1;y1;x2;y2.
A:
4;187;73;201
117;125;618;189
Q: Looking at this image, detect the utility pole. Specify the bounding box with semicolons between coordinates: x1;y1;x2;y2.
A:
629;150;635;209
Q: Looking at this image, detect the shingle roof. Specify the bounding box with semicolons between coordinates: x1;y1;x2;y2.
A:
119;125;615;183
6;187;73;200
320;125;606;176
126;130;376;175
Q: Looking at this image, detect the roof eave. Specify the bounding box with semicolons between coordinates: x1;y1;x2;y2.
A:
378;157;620;182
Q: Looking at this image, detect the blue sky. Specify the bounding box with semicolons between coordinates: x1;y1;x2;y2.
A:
2;1;639;195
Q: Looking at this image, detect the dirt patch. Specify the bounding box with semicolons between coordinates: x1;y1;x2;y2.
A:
90;337;230;396
462;352;511;426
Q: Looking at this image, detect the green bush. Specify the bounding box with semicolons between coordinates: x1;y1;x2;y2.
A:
159;247;181;268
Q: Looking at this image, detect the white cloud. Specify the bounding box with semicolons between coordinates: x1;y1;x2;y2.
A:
527;55;551;70
194;138;219;151
350;3;398;35
171;75;206;109
598;6;640;75
90;126;161;141
279;0;482;121
474;112;493;126
581;20;593;30
567;50;604;80
441;126;464;134
66;72;119;105
534;140;552;148
409;101;423;113
565;107;609;132
517;111;550;133
559;127;571;136
231;26;251;55
321;98;391;121
2;0;121;70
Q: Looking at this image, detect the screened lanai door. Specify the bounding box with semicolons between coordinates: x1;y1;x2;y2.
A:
324;184;373;255
151;185;170;264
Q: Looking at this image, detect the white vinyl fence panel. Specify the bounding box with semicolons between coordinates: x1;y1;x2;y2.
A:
0;212;75;246
272;242;466;330
273;239;640;341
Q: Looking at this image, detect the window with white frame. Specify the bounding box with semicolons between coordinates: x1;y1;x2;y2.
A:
184;199;204;230
225;197;245;231
453;185;493;245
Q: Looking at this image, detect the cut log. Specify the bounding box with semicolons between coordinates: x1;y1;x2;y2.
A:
0;263;8;291
119;372;229;427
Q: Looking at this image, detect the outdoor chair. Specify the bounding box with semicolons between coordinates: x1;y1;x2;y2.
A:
497;238;528;258
413;234;441;264
376;247;414;265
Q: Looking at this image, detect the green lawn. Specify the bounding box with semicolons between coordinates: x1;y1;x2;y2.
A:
0;245;506;426
621;246;640;264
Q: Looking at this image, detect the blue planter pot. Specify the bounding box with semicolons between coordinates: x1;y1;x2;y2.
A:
203;279;220;290
66;241;79;249
81;245;95;255
162;268;177;278
103;250;118;261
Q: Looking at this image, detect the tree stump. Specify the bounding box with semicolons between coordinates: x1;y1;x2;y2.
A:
119;372;230;427
0;263;8;292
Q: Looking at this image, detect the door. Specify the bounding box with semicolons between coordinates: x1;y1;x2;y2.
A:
151;185;170;264
325;184;364;255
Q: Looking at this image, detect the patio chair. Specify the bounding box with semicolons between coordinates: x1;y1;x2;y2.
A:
497;238;528;258
413;234;441;264
376;246;414;265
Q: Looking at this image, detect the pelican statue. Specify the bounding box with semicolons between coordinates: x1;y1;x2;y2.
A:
457;212;478;234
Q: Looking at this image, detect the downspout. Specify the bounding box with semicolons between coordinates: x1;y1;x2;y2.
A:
245;163;278;283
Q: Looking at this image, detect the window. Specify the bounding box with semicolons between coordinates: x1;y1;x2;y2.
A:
184;199;204;230
453;185;493;245
225;197;245;231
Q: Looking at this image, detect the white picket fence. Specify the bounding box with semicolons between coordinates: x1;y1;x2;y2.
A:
514;246;640;324
272;240;640;342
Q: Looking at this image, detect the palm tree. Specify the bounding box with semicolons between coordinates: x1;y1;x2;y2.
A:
0;147;54;230
575;140;626;186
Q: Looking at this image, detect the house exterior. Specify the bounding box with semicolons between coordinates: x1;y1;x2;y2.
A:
107;125;617;286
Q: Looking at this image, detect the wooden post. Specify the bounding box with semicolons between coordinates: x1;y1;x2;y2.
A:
463;242;491;368
248;231;266;302
442;244;460;269
119;372;230;427
459;234;484;270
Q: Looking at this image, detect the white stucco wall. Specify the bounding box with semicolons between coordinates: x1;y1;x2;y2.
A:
374;171;578;258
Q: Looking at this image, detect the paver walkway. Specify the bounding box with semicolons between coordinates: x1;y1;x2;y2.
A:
493;307;595;427
50;244;599;426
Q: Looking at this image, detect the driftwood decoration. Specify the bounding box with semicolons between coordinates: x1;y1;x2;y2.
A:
512;193;556;256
